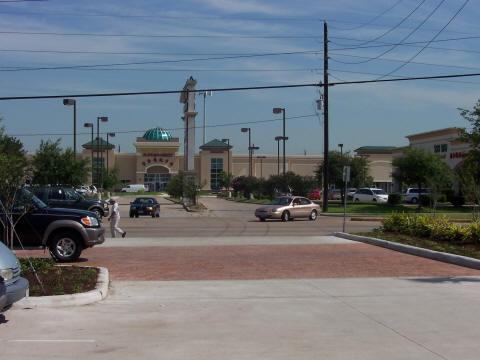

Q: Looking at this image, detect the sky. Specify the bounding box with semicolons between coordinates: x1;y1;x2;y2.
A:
0;0;479;157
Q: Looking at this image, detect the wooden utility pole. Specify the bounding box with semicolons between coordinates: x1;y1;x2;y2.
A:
322;21;329;212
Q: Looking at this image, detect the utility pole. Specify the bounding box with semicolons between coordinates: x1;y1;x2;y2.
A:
322;21;329;213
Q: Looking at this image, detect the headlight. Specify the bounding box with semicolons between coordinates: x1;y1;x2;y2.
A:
0;269;13;281
81;216;99;227
147;207;153;210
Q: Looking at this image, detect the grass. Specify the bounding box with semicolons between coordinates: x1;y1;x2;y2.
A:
355;230;480;260
20;258;99;297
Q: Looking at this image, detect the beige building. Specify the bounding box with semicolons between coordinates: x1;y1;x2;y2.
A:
354;146;395;192
81;127;323;191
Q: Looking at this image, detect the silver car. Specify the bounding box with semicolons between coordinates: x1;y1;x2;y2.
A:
255;196;320;222
0;241;29;312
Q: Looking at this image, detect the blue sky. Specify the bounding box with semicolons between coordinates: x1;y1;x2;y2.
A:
0;0;479;156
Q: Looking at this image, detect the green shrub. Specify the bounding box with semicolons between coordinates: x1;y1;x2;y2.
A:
387;193;402;206
20;258;56;274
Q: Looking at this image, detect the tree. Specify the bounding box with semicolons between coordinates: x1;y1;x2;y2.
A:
457;100;480;219
218;171;234;192
31;139;89;187
0;118;29;247
316;151;372;199
393;148;452;209
99;167;120;192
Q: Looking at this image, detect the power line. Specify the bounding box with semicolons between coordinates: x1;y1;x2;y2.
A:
330;0;446;65
378;0;470;78
329;0;404;31
0;30;321;39
2;72;480;102
0;50;323;72
10;114;317;137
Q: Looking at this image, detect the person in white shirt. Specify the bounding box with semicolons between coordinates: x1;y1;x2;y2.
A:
108;199;126;238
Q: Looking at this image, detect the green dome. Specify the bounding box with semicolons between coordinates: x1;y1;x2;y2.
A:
142;127;172;141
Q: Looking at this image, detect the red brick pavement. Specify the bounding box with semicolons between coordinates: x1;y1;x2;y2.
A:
17;244;480;281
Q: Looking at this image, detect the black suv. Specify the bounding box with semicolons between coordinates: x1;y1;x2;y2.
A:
0;189;105;262
32;186;109;218
129;197;160;218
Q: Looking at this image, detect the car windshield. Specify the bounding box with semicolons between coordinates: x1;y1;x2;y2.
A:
373;189;387;195
134;198;154;204
270;197;292;206
21;189;47;209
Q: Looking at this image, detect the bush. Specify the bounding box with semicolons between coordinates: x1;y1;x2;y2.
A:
387;193;402;206
450;195;466;207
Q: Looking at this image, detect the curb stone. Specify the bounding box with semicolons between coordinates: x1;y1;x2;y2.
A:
334;232;480;270
13;267;109;309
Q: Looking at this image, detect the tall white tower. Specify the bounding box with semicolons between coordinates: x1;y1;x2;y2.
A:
180;76;197;171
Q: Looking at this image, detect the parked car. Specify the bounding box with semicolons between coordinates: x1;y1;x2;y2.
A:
121;184;148;193
347;188;357;198
255;196;320;222
402;188;430;204
353;188;389;203
308;189;322;200
129;197;160;218
0;189;105;262
0;241;29;312
32;185;109;218
328;189;341;200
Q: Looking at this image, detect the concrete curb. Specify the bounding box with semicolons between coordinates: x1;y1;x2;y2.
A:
13;267;109;309
334;232;480;270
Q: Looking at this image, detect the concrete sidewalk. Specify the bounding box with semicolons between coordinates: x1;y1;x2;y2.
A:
4;276;480;359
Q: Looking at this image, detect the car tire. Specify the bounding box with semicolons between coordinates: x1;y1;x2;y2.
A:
259;217;266;222
309;210;317;221
411;197;418;204
281;211;290;222
354;198;359;202
373;198;377;202
135;213;139;218
91;208;103;218
48;231;82;262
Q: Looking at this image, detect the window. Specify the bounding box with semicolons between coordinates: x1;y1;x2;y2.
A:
300;198;311;205
50;188;65;200
210;158;223;190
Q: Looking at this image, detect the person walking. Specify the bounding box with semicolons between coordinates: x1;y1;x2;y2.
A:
108;198;126;238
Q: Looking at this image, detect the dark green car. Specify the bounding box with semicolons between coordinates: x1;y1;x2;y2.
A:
32;186;109;218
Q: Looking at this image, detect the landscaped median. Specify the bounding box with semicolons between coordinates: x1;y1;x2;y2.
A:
13;258;109;309
344;212;480;267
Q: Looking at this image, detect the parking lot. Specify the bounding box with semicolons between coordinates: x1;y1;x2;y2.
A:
5;196;480;359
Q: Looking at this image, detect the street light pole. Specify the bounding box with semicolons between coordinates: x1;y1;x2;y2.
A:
338;143;343;157
273;107;286;175
249;145;260;176
257;156;266;178
96;116;108;190
274;135;288;176
63;99;76;158
241;128;251;176
84;123;94;184
107;132;115;177
221;138;231;193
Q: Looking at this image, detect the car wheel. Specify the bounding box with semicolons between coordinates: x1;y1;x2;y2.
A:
92;208;103;218
309;210;318;221
281;211;290;222
354;198;359;202
135;213;139;218
373;198;377;202
411;197;418;204
259;217;266;222
48;231;82;262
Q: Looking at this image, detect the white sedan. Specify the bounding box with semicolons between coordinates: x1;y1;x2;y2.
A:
353;188;388;203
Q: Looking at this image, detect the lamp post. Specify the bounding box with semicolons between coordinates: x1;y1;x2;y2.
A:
257;156;266;178
241;128;251;176
106;132;115;177
338;143;343;157
274;136;288;176
199;90;212;145
249;144;260;176
84;123;94;184
273;107;286;175
96;116;108;190
221;137;231;181
63;99;76;158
